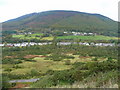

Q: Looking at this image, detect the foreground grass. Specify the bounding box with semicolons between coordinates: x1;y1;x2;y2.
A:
30;61;118;88
3;55;70;75
50;70;118;88
2;53;118;88
3;54;107;77
2;45;118;88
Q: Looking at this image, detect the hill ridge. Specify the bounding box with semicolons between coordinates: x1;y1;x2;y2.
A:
2;10;118;36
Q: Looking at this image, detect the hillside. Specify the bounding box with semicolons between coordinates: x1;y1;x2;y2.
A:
2;10;118;36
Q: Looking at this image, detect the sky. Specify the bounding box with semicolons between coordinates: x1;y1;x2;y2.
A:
0;0;119;22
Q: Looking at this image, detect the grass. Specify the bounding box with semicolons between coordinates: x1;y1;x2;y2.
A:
2;54;117;88
7;57;71;75
12;33;43;40
12;33;54;40
3;54;107;76
57;35;118;40
51;70;118;88
41;37;54;40
13;34;26;38
12;34;118;41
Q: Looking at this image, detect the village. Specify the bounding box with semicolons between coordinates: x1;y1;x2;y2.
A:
0;42;118;47
13;31;97;36
64;31;97;36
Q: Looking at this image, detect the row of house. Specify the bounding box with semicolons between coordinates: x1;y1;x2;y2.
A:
0;42;118;47
64;31;97;36
58;42;116;46
0;42;52;47
13;32;33;35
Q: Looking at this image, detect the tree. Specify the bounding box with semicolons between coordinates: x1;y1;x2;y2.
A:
2;76;12;89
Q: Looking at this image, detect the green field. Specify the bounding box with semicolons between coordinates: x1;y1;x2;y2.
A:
57;35;118;40
40;37;54;40
12;33;43;39
12;33;118;41
12;33;55;41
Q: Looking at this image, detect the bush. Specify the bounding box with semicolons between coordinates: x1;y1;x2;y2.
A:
4;73;30;79
107;57;113;62
29;69;40;77
46;70;55;75
72;70;84;81
2;76;12;88
31;76;54;88
73;62;86;70
92;57;98;61
12;65;22;69
65;60;71;65
52;70;74;85
24;59;36;62
4;68;12;72
45;54;75;61
2;58;22;64
95;70;118;87
14;60;22;64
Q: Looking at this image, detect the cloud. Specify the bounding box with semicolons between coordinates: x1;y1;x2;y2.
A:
0;0;119;22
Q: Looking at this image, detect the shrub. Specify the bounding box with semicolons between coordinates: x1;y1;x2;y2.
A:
29;69;40;77
14;60;22;64
92;57;98;61
31;76;54;88
45;54;75;61
107;57;113;62
46;70;55;75
2;76;12;88
4;68;12;72
12;65;22;69
95;70;118;87
73;62;86;70
2;58;22;64
52;70;74;85
65;60;71;65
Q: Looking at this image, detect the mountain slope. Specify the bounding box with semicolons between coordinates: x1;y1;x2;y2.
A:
2;10;118;36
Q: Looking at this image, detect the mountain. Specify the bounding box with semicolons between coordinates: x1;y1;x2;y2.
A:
2;10;118;36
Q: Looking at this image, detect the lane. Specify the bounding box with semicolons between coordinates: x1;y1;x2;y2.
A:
9;78;40;83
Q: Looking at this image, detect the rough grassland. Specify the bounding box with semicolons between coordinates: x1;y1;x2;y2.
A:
3;55;107;75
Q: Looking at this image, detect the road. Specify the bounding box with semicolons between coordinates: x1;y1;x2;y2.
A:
9;78;40;83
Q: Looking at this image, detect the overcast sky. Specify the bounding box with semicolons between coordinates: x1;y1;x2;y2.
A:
0;0;119;22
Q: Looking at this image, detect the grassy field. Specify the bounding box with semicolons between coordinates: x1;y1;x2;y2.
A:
12;34;118;41
2;45;118;88
12;33;43;40
12;33;54;40
2;54;107;76
51;70;118;88
40;37;54;40
57;35;118;40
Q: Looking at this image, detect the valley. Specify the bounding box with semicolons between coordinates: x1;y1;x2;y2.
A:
1;10;119;89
